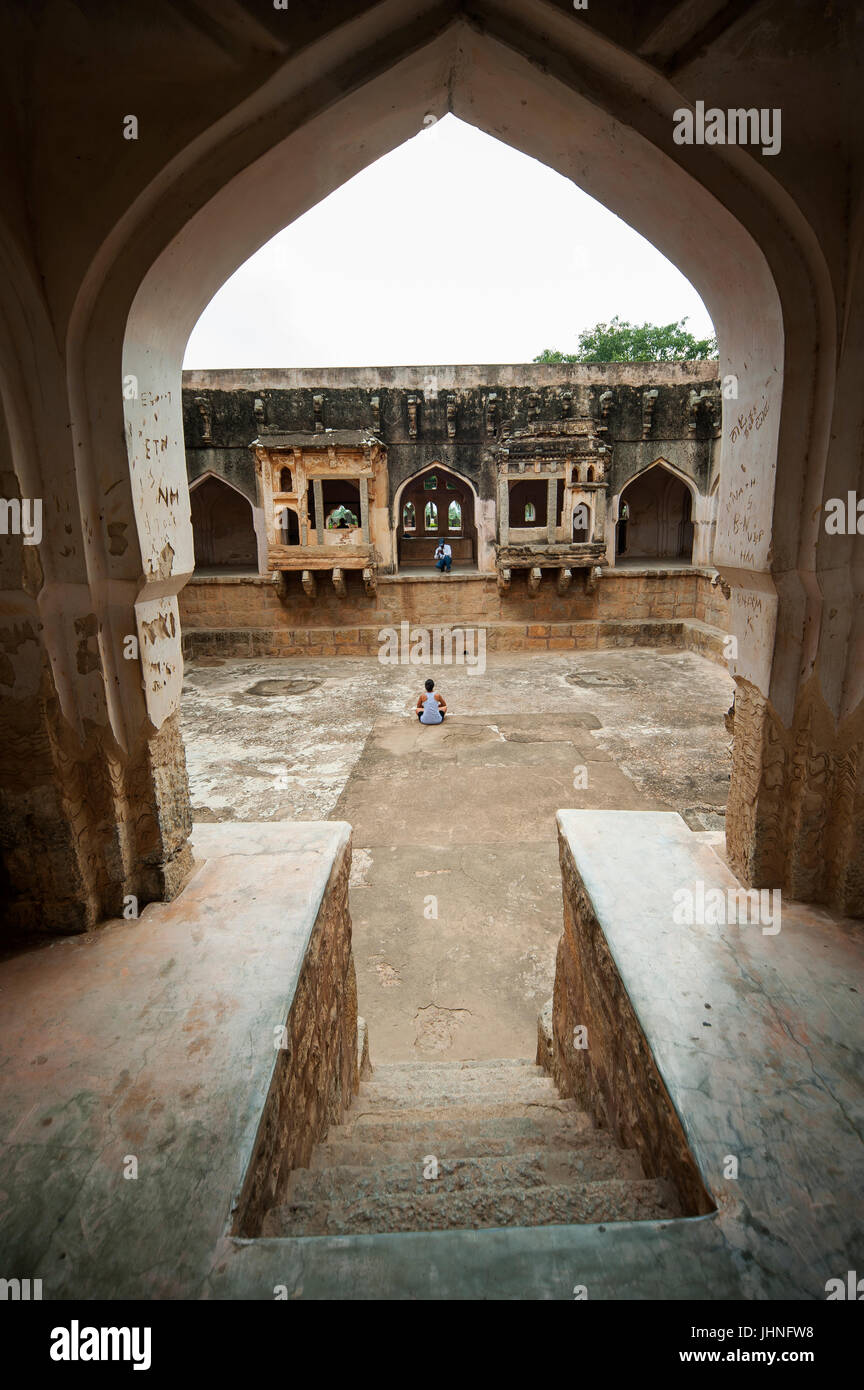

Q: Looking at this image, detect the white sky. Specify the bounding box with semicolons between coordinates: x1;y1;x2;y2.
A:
183;115;715;369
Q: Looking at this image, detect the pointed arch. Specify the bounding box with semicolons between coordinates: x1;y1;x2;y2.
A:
615;460;696;562
393;464;478;570
189;470;265;571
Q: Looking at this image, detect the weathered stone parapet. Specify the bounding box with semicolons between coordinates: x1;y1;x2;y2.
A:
234;830;360;1236
180;616;730;661
540;819;713;1219
726;677;864;917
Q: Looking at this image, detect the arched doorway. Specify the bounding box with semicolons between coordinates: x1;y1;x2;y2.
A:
98;15;852;917
397;467;476;568
190;474;257;570
278;505;300;545
616;465;695;563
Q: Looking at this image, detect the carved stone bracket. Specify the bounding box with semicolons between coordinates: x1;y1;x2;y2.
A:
301;570;317;598
194;395;212;445
527;566;542;595
597;389;614;436
331;568;346;597
362;566;376;596
556;567;573;595
641;388;658;439
497;567;511;595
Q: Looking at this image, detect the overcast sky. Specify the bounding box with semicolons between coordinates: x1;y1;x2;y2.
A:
183;115;714;369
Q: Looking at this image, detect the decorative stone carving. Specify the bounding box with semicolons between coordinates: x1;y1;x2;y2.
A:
726;677;864;917
194;396;212;445
597;389;614;435
362;566;376;596
407;394;419;438
528;391;541;421
527;566;542;594
313;394;324;432
254;396;266;428
370;395;381;432
556;567;573;595
688;388;703;437
331;568;346;597
585;565;601;594
641;388;658;439
485;392;499;437
560;390;573;419
301;570;317;598
446;395;457;438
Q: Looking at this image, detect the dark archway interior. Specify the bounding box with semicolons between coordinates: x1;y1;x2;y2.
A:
398;466;476;567
279;506;300;545
617;467;694;561
190;475;257;569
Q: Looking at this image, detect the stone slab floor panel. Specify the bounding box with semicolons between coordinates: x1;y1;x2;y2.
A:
181;651;734;1061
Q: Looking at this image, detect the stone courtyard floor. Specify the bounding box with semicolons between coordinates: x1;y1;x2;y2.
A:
181;649;734;1062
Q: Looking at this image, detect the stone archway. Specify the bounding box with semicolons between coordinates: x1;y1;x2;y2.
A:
5;2;860;934
617;463;696;562
396;465;477;568
189;474;258;570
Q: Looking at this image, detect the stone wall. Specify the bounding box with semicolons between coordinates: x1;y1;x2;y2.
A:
178;567;730;662
182;364;720;544
539;824;714;1218
233;837;359;1237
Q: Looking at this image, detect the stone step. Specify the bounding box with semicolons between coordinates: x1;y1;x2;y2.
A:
333;1099;587;1144
261;1177;681;1237
311;1111;606;1166
370;1058;541;1075
355;1071;562;1112
311;1112;616;1167
292;1147;646;1203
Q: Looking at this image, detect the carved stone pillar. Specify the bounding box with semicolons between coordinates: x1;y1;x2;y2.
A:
546;473;558;543
313;478;324;545
498;472;509;546
359;476;370;543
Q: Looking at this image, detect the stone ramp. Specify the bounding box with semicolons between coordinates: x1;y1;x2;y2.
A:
334;714;666;1063
261;1059;680;1236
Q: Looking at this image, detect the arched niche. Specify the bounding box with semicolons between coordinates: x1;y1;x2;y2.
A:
395;465;477;568
189;472;260;571
616;462;697;562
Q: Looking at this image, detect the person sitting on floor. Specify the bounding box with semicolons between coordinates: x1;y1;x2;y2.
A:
416;678;447;724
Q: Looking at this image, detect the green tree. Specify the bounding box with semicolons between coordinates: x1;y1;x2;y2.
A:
534;316;717;363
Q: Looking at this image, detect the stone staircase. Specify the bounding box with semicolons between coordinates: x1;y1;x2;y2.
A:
261;1058;680;1237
